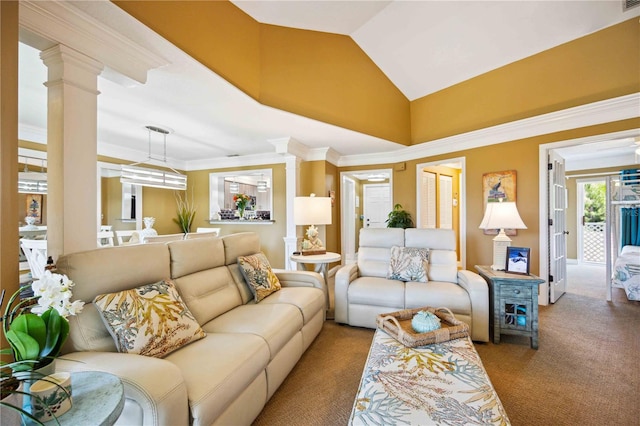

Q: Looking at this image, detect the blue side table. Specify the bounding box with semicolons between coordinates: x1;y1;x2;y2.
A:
43;371;124;426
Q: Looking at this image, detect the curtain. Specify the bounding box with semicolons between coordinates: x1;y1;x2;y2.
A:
620;207;640;247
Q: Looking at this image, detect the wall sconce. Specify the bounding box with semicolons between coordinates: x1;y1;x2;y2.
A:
294;193;332;255
479;199;527;270
120;125;187;191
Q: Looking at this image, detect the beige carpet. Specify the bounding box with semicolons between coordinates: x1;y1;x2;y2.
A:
254;288;639;426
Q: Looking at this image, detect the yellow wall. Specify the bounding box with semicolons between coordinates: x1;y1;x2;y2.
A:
411;18;640;143
113;0;411;145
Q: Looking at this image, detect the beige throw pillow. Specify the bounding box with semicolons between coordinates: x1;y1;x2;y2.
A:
238;252;282;302
387;246;429;282
94;279;205;358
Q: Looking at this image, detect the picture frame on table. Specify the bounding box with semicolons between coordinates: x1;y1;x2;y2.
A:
505;247;530;275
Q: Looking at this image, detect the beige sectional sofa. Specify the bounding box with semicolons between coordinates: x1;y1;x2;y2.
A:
334;228;489;342
55;232;326;425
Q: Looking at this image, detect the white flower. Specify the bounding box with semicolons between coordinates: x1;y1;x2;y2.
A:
30;270;84;318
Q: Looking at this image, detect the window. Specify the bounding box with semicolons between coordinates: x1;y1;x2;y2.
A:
209;169;273;221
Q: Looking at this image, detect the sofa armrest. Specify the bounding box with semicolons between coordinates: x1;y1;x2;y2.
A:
334;263;359;324
272;269;324;290
57;352;188;426
457;270;490;342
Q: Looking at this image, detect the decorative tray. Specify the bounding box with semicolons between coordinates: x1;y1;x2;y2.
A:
376;306;469;347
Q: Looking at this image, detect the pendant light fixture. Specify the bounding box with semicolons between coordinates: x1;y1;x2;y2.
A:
257;174;268;192
121;125;187;190
229;177;239;193
18;156;48;194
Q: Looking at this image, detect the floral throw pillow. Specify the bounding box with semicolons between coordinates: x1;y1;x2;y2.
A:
93;279;205;358
238;252;282;302
387;246;429;282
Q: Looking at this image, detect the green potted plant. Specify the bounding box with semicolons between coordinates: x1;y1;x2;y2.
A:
1;272;84;423
385;204;414;228
174;189;197;233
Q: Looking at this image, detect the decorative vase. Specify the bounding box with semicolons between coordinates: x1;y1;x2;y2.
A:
238;207;245;219
24;216;37;230
30;372;72;422
16;359;57;418
139;217;158;239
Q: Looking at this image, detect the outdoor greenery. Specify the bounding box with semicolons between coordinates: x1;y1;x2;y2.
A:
584;183;605;223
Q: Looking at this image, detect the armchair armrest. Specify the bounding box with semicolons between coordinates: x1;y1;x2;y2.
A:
334;263;359;324
57;352;188;426
457;270;490;342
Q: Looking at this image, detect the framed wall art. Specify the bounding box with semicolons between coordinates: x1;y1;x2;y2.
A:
482;170;517;235
505;246;530;275
26;194;43;224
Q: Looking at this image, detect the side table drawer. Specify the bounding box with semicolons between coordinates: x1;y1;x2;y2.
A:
499;285;532;299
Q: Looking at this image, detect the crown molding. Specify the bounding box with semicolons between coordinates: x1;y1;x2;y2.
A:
337;93;640;167
19;0;169;85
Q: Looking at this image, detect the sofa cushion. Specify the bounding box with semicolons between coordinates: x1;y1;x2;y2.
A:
388;246;429;282
357;228;405;278
405;281;471;313
238;252;282;302
164;332;270;426
168;237;226;279
348;277;405;308
259;287;326;324
428;250;459;283
202;304;303;359
93;279;206;358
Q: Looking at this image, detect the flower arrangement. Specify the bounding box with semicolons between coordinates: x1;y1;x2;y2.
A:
233;193;251;218
1;271;84;422
2;271;84;372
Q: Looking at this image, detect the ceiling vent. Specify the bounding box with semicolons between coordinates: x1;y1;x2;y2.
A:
624;0;640;11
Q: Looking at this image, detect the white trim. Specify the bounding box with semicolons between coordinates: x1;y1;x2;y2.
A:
338;93;640;167
20;0;169;84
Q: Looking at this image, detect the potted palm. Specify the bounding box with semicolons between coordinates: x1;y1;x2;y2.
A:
1;271;84;423
385;204;414;228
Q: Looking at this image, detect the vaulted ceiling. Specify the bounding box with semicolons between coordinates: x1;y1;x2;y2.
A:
18;0;640;170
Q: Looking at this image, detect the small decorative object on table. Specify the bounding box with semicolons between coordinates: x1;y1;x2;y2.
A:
30;372;73;421
139;217;158;239
411;310;441;333
24;216;38;230
377;306;469;347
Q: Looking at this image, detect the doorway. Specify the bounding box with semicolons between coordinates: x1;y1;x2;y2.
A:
577;179;606;264
340;169;392;263
416;158;466;268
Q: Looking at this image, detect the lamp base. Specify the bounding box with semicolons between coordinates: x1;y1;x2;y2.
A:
491;229;512;271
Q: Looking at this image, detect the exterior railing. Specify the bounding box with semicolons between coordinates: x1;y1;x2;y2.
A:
583;222;605;263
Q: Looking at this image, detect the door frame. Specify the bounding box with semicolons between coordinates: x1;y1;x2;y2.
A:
537;129;638;305
415;157;466;269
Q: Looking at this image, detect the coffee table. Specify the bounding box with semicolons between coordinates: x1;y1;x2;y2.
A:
349;329;510;425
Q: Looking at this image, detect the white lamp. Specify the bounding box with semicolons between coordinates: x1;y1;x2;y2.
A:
479;200;527;270
294;193;332;255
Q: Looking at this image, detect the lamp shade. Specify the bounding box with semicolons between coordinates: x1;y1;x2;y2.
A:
479;201;527;230
294;196;332;225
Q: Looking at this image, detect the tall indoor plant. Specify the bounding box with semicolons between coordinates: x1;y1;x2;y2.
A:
174;189;197;233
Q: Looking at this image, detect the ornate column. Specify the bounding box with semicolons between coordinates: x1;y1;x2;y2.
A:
40;45;103;259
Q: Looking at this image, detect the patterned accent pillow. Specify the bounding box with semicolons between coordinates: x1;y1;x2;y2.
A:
238;252;282;302
93;279;205;358
387;246;429;282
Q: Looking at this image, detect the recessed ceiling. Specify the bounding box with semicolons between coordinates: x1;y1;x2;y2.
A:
17;0;640;170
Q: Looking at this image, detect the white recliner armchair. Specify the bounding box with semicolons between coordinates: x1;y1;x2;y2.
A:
334;228;489;342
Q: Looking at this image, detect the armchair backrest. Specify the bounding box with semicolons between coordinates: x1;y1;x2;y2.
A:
405;228;458;283
357;228;404;278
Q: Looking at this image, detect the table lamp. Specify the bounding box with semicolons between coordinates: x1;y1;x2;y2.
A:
479;199;527;270
294;193;332;255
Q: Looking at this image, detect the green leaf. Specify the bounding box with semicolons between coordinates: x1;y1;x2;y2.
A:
9;313;46;351
5;329;40;362
40;309;67;358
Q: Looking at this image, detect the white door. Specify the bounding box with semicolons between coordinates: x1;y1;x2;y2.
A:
549;150;567;303
420;171;437;228
341;176;357;263
363;184;391;228
439;175;453;229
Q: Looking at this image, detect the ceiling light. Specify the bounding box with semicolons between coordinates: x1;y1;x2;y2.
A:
18;157;47;194
367;174;386;182
121;125;187;190
257;174;268;192
229;177;239;193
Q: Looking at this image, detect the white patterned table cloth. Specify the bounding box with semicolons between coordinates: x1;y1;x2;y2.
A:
349;329;510;425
